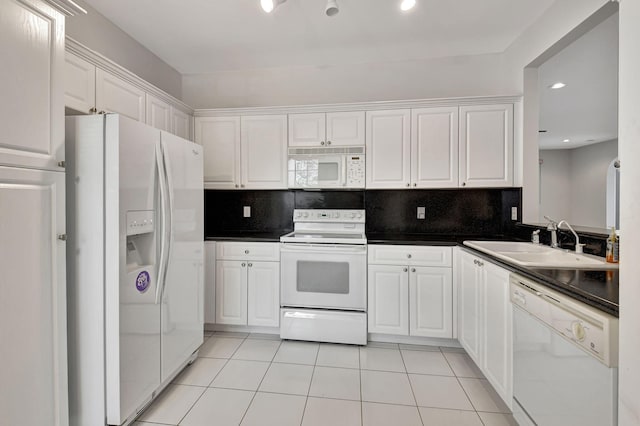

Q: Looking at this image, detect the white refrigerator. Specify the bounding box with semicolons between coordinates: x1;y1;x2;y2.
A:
65;114;204;426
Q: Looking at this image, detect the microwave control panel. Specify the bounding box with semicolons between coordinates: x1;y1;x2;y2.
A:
346;155;365;187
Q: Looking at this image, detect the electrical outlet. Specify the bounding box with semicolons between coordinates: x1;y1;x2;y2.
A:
243;206;251;218
417;206;426;220
511;207;518;221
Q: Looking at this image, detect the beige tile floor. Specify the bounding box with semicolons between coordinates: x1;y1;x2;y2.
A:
134;332;518;426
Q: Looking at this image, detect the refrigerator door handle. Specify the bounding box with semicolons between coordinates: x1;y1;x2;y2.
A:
158;140;174;303
155;144;169;305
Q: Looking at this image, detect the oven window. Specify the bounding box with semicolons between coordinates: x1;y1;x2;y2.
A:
318;162;339;181
297;261;349;294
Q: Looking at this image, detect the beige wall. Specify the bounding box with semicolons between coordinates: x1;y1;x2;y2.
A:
66;0;182;99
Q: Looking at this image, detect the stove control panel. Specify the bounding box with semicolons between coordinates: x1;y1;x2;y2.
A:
293;209;365;223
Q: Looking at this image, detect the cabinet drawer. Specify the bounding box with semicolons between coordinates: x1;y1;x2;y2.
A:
368;245;452;267
216;242;280;261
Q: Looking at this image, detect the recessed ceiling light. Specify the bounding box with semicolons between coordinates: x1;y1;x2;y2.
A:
549;82;566;89
563;139;571;143
400;0;416;11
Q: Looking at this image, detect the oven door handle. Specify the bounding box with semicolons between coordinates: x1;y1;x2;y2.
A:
280;244;367;254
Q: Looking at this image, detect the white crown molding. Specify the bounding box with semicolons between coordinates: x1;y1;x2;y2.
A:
66;37;193;114
193;95;522;117
45;0;86;15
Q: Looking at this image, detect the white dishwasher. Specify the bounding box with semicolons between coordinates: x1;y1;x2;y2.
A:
510;274;618;426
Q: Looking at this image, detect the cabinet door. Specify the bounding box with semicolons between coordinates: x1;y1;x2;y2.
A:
459;104;513;187
411;107;459;188
457;251;481;364
482;261;512;407
241;115;287;189
95;68;145;121
196;116;241;189
288;113;326;147
204;242;216;324
0;166;68;426
146;94;172;132
215;261;247;325
0;0;65;171
367;265;409;335
409;267;453;338
326;111;365;146
365;109;411;189
65;51;96;115
172;107;192;141
247;261;280;327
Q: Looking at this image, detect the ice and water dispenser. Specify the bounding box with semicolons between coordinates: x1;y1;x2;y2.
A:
126;210;156;297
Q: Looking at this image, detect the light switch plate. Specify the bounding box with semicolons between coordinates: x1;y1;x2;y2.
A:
511;207;518;220
243;206;251;218
417;206;426;220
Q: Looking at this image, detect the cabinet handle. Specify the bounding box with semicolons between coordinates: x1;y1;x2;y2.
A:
403;267;408;272
320;141;325;145
241;263;246;267
245;250;249;254
473;259;478;265
411;268;416;273
407;254;412;259
89;107;97;114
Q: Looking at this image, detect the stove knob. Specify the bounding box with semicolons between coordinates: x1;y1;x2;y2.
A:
571;321;586;341
349;212;356;219
356;212;363;219
302;212;309;218
295;212;302;219
333;212;340;218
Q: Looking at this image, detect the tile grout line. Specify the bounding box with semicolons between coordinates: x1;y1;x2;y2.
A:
299;342;321;426
398;347;426;426
236;338;283;425
440;347;486;425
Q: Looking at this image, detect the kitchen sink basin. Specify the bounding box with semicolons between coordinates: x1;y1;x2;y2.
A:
463;241;618;269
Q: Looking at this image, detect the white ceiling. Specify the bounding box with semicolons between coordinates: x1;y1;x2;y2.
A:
82;0;555;74
538;13;618;150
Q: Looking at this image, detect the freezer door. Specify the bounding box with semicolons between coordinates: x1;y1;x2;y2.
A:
159;131;204;382
106;115;162;425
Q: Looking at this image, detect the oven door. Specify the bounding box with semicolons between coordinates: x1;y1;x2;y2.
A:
287;155;345;188
280;243;366;311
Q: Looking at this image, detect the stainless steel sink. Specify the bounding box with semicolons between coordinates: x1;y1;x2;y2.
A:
463;241;618;269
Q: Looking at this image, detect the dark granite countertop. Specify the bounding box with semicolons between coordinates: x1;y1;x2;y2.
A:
205;231;288;242
366;233;510;246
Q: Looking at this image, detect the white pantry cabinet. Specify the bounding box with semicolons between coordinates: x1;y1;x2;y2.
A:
459;104;514;187
289;111;365;147
456;248;512;407
215;242;280;327
197;115;287;189
0;0;66;172
368;245;453;339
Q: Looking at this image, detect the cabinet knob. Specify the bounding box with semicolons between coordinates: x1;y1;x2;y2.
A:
245;250;249;254
406;183;410;187
320;141;325;145
462;182;466;187
241;263;246;267
241;184;245;188
89;107;97;114
411;268;416;273
98;110;106;114
248;263;253;267
403;267;408;272
235;184;239;188
57;234;67;241
407;254;412;259
413;183;417;187
327;141;331;145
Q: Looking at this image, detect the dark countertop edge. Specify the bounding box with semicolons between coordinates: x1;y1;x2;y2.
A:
205;232;287;243
366;233;510;246
458;246;619;317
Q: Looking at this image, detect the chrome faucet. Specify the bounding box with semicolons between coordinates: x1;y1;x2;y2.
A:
544;216;584;253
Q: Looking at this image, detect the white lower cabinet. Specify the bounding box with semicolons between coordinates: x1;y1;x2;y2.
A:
214;242;280;328
456;248;512;408
368;245;453;339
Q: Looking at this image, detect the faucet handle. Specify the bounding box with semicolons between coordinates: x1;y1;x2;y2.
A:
531;229;540;244
544;215;558;230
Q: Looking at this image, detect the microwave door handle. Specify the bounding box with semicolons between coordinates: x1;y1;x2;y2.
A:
341;157;347;187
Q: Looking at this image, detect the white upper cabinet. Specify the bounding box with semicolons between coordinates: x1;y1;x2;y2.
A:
64;52;96;115
241;115;288;189
95;68;146;121
146;93;172;132
459;104;514;187
289;111;364;147
0;0;65;171
196;116;241;188
172;107;192;141
411;107;459;188
365;109;411;188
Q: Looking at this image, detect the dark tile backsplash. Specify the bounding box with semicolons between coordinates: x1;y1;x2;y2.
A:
205;188;522;239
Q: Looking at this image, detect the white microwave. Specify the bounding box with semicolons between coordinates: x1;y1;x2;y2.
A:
287;146;365;189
